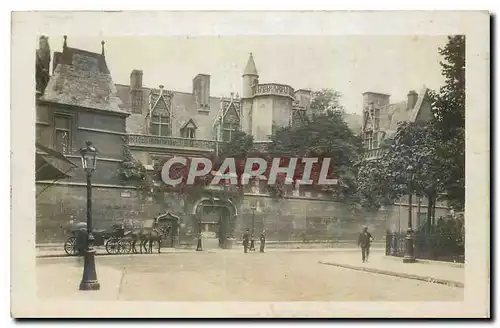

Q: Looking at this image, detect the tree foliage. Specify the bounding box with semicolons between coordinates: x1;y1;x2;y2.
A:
269;109;363;201
310;89;345;113
428;35;465;210
356;35;466;217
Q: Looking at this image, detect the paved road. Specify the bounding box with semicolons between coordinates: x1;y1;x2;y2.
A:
37;250;463;301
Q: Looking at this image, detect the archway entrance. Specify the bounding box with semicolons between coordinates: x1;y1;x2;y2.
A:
156;212;180;248
193;197;237;249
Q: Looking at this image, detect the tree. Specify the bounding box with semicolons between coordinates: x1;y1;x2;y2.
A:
310;89;345;113
428;35;465;210
356;35;466;222
269;110;363;202
356;121;447;231
217;131;254;165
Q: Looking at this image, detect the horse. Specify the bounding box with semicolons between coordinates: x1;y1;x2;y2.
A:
141;224;171;254
126;218;170;254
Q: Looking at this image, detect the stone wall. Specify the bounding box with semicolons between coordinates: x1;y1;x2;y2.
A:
36;183;450;244
36;183;186;243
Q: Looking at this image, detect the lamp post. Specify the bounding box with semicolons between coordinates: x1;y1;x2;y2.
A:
79;141;100;290
403;164;416;263
250;205;256;251
196;204;203;251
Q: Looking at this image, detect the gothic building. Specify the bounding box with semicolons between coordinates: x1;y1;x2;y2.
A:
361;88;433;160
34;36;450;246
117;53;313;169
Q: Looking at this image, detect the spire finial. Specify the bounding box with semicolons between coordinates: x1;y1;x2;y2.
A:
63;35;67;49
101;40;105;56
243;52;258;76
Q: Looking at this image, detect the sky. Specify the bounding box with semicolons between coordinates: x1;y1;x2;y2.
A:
46;35;449;114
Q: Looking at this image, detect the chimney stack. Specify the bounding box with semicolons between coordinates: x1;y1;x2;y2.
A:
193;74;211;110
130;69;143;89
130;69;144;114
407;90;418;110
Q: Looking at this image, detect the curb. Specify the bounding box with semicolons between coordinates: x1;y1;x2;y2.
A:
318;261;464;288
384;255;465;268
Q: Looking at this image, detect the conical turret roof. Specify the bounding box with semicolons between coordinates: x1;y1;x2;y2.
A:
243;53;258;76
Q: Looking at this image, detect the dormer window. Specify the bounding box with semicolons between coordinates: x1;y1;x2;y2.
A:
183;127;196;139
180;118;197;139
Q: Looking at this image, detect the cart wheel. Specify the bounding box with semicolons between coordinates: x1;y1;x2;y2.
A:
118;239;132;254
105;238;119;254
64;237;78;256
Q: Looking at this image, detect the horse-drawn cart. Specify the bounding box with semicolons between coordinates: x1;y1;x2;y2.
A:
63;221;133;256
63;213;180;256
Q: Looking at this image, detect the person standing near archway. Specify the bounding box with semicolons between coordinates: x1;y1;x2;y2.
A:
259;230;266;253
242;228;250;253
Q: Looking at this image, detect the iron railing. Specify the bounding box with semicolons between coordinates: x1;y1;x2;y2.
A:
386;230;465;263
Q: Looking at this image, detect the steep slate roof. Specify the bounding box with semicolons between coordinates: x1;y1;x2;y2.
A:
116;84;222;139
378;86;429;138
42;47;125;114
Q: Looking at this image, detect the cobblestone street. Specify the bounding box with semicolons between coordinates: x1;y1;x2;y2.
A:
37;249;463;301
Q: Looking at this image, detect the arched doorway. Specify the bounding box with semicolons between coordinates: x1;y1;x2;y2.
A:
156;212;180;248
193;197;238;249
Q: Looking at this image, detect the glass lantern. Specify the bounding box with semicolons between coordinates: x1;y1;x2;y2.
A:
79;141;98;173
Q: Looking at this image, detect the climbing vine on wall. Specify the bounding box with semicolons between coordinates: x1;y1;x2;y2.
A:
117;145;151;193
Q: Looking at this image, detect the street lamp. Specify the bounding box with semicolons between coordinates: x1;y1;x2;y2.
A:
250;205;257;251
196;204;203;252
403;164;416;263
79;141;100;290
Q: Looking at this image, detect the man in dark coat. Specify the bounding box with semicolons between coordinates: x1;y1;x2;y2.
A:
357;226;373;263
259;230;266;253
242;228;250;253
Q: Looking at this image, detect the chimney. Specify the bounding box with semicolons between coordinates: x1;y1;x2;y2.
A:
193;74;211;110
407;90;418;110
52;52;62;74
36;35;51;94
130;69;144;114
130;69;143;89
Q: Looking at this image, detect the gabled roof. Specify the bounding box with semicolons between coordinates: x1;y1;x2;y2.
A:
41;47;125;114
379;86;429;139
180;118;198;130
243;53;258;76
116;84;222;139
213;97;240;129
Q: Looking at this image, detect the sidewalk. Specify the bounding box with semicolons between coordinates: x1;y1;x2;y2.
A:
319;252;464;288
37;258;123;301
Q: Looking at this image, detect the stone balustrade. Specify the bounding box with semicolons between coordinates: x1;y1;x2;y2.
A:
127;134;217;151
253;83;295;99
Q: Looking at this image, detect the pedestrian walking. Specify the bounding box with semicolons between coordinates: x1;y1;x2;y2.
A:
357;225;373;263
259;230;266;253
242;228;250;253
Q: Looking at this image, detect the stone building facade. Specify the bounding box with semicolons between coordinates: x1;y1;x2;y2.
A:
35;37;450;245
